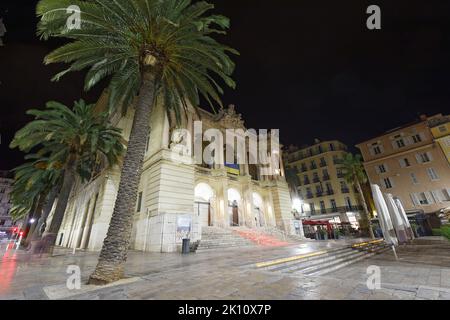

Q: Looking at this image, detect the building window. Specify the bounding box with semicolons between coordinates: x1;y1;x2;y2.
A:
137;192;143;212
399;158;411;168
330;199;337;211
410;173;419;184
373;146;382;155
438;126;447;133
445;137;450;147
376;164;387;173
427;168;439;181
412;134;423;143
383;177;394;189
417;192;430;205
320;201;326;213
395;138;406;148
329;143;335;151
309;203;316;214
416;152;432;164
345;197;352;210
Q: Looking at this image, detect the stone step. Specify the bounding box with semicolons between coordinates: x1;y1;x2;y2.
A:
280;249;360;274
307;246;391;276
264;247;352;271
196;226;255;252
294;250;369;275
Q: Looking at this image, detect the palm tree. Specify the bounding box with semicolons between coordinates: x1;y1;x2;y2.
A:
342;153;375;239
9;155;62;244
11;100;125;245
36;0;237;284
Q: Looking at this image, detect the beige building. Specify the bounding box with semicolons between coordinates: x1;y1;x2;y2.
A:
51;97;296;253
356;114;450;215
285;140;363;227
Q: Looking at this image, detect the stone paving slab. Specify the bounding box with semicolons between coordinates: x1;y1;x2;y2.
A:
1;238;450;300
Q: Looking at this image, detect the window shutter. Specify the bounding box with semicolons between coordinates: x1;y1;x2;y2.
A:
410;193;420;206
431;190;442;203
415;154;422;164
419;132;427;141
369;148;375;156
427;152;433;161
392;141;398;149
444;189;450;201
389;177;395;188
379;145;384;153
399;159;405;168
405;137;413;145
374;166;380;174
425;192;434;204
384;164;389;172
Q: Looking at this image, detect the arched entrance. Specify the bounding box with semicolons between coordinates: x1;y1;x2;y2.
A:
194;183;214;227
228;188;241;227
252;192;265;227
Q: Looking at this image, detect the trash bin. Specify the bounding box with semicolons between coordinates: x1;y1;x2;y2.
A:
182;238;190;254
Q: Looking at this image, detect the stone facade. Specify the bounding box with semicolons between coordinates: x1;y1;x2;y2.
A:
51;98;296;252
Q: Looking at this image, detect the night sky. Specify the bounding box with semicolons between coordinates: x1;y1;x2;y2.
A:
1;0;450;170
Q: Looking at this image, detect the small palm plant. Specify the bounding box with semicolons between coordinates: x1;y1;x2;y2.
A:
36;0;238;284
11;100;125;243
342;153;375;239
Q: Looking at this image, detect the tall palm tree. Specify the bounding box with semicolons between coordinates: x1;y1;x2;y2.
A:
11;100;125;244
342;153;375;239
36;0;237;284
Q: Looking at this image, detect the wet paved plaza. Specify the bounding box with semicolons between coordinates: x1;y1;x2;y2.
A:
1;237;449;300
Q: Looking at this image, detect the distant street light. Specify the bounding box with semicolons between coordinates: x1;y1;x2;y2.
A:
29;218;36;224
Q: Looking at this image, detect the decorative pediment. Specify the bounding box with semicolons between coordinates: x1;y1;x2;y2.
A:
215;104;245;129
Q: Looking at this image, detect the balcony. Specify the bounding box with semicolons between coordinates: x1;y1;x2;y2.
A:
320;161;327;167
323;175;330;181
337;172;344;178
341;188;350;194
301;166;308;172
313;177;320;183
310;164;317;170
303;179;311;185
316;192;323;197
306;193;314;199
333;159;343;165
326;189;334;196
314;206;363;214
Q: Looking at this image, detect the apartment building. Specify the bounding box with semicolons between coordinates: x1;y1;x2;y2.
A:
285;140;363;226
356;114;450;215
0;170;14;236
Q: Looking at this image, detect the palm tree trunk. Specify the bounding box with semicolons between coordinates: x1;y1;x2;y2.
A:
89;73;156;285
46;162;76;243
24;191;49;245
31;184;60;241
356;180;375;239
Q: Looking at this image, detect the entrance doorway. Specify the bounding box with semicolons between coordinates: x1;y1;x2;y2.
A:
227;188;242;227
195;183;215;227
229;200;239;226
195;202;211;227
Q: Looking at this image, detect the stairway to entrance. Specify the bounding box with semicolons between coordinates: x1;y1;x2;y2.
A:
196;226;255;252
256;239;390;276
233;227;292;247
